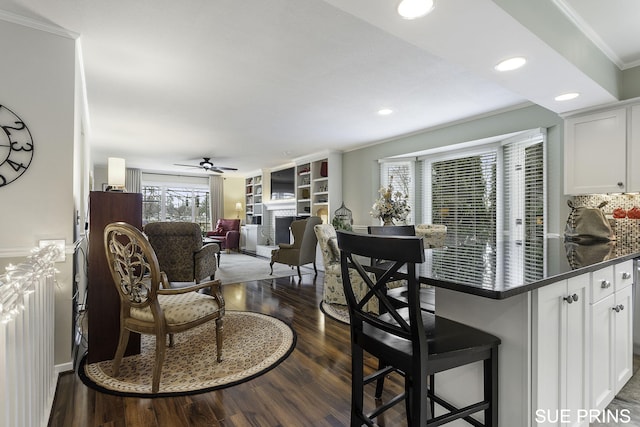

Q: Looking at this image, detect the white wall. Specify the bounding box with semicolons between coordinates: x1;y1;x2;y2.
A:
0;18;77;366
342;104;568;236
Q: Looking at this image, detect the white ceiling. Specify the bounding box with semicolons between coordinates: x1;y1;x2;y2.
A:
1;0;639;177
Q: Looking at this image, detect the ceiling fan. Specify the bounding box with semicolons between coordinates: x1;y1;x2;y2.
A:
174;157;238;173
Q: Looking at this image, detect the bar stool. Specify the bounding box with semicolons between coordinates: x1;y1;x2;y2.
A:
367;225;435;313
337;231;501;426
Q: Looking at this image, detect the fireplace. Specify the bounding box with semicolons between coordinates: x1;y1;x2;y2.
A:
275;216;296;244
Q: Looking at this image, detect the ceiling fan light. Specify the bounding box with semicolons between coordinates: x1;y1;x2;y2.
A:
397;0;434;20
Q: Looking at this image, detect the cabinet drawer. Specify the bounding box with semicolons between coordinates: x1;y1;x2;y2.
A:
614;260;634;291
591;266;614;303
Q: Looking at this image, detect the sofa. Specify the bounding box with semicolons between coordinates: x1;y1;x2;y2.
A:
206;218;241;253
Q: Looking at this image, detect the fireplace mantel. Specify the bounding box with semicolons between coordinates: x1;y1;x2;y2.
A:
263;199;296;211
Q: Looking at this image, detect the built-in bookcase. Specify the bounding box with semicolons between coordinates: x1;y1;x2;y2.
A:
245;173;263;224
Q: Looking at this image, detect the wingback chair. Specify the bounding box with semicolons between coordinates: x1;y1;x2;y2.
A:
144;222;219;284
270;216;322;279
206;219;241;253
104;222;225;393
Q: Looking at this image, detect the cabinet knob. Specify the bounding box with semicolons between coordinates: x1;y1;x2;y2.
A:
601;280;611;289
613;306;620;312
612;304;625;313
563;294;579;303
617;182;624;188
622;272;631;280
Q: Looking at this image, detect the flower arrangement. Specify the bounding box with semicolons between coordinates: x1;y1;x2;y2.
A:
370;185;410;225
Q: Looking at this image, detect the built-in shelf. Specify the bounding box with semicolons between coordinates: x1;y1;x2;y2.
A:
245;174;263;225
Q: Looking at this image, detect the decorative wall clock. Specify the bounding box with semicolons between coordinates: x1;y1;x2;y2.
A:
0;104;33;187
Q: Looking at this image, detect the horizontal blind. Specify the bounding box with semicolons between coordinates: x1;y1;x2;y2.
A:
379;160;415;225
503;134;545;282
428;151;497;286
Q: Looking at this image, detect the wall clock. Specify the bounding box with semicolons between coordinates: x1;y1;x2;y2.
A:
0;104;33;187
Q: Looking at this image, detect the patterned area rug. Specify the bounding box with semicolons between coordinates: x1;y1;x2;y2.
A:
320;301;350;324
215;253;314;284
79;311;296;397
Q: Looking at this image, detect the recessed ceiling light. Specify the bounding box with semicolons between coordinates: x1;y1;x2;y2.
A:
554;92;580;101
494;57;527;72
378;108;393;116
397;0;435;20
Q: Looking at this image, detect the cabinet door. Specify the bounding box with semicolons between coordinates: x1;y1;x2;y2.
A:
614;285;633;393
565;275;590;427
564;109;627;195
533;280;565;426
629;105;640;192
590;294;615;412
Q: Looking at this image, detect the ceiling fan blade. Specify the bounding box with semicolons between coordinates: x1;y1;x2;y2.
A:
211;168;224;173
214;166;238;171
174;163;203;169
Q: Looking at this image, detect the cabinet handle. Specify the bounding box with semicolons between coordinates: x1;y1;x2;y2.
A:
563;294;579;304
601;280;611;289
612;304;625;313
622;272;631;280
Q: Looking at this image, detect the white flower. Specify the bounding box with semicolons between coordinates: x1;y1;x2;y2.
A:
370;185;410;223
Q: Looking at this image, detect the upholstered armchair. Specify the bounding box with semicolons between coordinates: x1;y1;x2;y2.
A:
206;219;241;253
314;224;403;314
270;216;322;279
143;222;219;284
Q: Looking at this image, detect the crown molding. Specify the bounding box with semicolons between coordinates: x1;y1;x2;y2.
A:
0;9;79;39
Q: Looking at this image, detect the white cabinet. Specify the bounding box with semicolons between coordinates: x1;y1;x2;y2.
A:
564;104;640;195
590;261;634;412
533;275;590;427
241;224;262;252
564;108;627;195
629;105;640;191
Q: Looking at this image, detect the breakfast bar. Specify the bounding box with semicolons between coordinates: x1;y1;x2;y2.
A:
411;237;640;426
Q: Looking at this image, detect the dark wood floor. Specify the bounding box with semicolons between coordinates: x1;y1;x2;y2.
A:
48;272;407;427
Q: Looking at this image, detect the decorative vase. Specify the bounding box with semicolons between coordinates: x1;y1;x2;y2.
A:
382;218;394;226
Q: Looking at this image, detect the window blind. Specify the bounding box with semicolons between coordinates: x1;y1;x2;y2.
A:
503;133;545;282
379;160;415;225
420;129;546;286
426;151;498;286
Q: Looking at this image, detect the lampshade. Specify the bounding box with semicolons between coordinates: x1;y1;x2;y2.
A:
107;157;126;189
397;0;434;19
235;202;242;211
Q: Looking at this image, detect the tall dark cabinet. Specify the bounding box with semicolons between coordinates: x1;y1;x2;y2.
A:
87;191;143;363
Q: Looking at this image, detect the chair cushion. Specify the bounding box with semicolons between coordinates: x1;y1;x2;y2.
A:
131;292;221;326
211;226;225;236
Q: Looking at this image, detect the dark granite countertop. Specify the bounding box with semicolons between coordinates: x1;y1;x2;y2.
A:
415;237;640;299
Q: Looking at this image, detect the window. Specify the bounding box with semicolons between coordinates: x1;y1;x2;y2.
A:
420;130;546;285
142;185;211;233
425;150;497;286
379;160;415;225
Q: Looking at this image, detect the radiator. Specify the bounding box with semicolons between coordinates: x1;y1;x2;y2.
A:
0;246;59;427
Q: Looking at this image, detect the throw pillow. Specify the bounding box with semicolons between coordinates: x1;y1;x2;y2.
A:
212;226;225;236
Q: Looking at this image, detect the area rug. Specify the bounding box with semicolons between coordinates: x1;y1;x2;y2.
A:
215;252;314;284
320;301;350;324
78;311;296;397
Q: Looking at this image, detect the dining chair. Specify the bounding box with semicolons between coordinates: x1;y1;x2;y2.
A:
337;230;500;426
367;225;435;313
104;222;225;393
